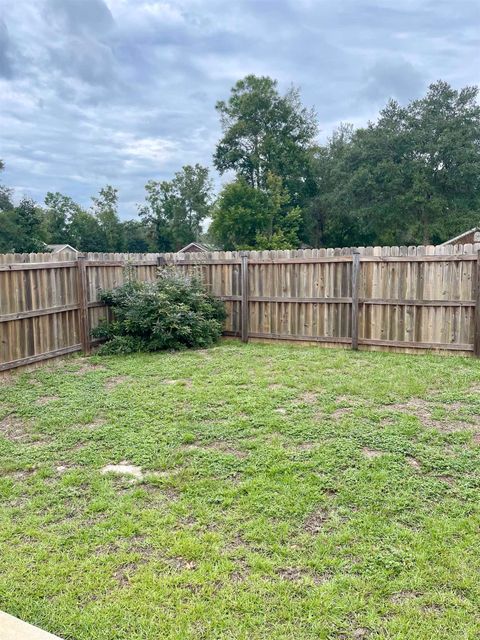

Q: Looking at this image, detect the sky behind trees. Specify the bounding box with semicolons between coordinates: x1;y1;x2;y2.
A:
1;0;479;218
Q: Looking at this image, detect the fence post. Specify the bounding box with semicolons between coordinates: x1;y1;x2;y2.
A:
351;251;360;350
475;250;480;358
76;255;91;355
240;251;249;343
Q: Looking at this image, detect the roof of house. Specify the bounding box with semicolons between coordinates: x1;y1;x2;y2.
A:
45;244;79;253
177;241;214;253
439;227;480;246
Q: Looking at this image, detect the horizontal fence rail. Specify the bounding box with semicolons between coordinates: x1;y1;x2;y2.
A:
0;244;479;372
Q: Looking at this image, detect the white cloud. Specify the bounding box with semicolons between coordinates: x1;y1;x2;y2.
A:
0;0;478;217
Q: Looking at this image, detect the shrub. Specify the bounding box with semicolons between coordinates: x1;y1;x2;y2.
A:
92;269;226;355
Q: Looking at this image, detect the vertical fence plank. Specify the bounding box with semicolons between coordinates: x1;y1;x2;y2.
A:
241;252;249;343
351;251;360;350
475;250;480;357
76;255;91;355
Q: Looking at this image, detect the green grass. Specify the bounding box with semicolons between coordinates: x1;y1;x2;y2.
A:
0;340;479;639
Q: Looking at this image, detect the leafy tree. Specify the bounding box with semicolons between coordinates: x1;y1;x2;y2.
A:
310;82;480;246
214;75;318;208
139;164;212;251
138;179;174;252
42;192;79;244
12;197;45;252
69;208;106;252
210;177;268;249
91;185;124;251
121;220;151;252
210;172;301;250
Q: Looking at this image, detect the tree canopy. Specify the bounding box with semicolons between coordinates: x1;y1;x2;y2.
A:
1;78;479;254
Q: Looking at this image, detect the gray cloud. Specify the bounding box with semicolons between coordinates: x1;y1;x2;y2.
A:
0;0;479;218
0;19;13;78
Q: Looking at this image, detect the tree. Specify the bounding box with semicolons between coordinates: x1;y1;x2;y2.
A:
15;198;45;251
210;178;268;249
214;75;318;208
122;220;151;252
139;164;212;251
91;185;124;251
42;192;80;244
69;208;106;252
311;81;480;247
210;172;301;250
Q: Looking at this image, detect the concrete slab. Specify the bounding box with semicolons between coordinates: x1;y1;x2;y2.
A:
0;610;63;640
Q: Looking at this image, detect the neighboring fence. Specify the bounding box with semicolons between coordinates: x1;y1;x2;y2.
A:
0;244;479;372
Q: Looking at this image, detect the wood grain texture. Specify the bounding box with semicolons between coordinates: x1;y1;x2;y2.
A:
1;243;479;372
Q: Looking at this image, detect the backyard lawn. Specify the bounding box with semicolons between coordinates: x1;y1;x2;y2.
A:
1;340;480;639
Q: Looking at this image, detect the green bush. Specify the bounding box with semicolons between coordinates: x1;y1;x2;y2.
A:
92;270;226;355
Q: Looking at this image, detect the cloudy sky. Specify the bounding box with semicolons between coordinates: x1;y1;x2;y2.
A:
1;0;479;218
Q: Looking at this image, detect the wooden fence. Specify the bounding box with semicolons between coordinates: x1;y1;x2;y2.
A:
1;244;479;372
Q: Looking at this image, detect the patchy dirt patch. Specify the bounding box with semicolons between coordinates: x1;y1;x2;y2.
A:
268;383;284;390
0;415;29;441
433;475;455;485
362;448;383;459
295;442;318;451
388;399;479;433
274;407;287;415
72;362;107;375
352;628;370;639
101;462;143;479
297;391;317;404
391;590;421;604
36;396;58;406
114;562;139;587
81;417;106;430
163;379;192;387
183;441;248;459
304;507;328;534
331;407;352;419
165;556;197;571
406;456;421;470
105;376;130;390
276;567;330;585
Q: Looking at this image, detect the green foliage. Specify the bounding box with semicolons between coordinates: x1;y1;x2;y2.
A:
122;219;151;252
92;269;226;354
68;207;106;252
139;164;212;251
91;185;124;252
214;75;318;205
43;192;80;245
309;82;480;246
211;172;301;250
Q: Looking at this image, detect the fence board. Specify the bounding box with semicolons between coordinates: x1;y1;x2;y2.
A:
1;244;479;372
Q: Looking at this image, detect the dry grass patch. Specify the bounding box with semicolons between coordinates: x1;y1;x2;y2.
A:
406;456;421;470
362;448;383;459
72;362;107;375
389;398;479;433
183;440;248;459
105;376;130;390
0;415;29;442
276;567;331;585
36;395;58;406
297;391;317;404
101;462;143;479
304;507;328;534
390;590;421;604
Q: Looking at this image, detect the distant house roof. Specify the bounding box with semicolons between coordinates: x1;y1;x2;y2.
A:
45;244;79;254
177;242;213;253
440;227;480;246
